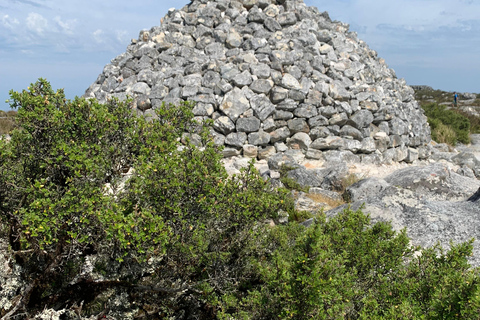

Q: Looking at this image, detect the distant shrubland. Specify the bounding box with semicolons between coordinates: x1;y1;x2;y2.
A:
414;87;480;145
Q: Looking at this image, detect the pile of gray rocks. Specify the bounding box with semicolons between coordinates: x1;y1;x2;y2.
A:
85;0;431;162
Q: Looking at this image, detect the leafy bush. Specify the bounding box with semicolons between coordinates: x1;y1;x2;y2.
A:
221;208;480;320
422;103;471;144
0;79;293;318
457;109;480;134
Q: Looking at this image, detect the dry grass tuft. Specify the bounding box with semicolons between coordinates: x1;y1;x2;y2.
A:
306;193;344;209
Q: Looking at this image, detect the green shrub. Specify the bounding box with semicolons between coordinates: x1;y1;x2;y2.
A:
0;79;293;318
222;208;480;320
457;109;480;134
432;122;458;145
422;103;471;144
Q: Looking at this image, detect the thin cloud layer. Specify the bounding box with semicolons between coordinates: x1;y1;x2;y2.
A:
1;0;479;110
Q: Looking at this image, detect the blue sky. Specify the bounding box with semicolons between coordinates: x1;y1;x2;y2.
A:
1;0;479;110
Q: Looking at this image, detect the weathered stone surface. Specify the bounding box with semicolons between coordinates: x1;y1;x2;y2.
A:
287;119;310;134
311;136;345;150
243;144;258;158
250;79;274;94
250;94;276;121
214;116;235;135
270;126;290;143
248;130;271;146
236;117;261;133
328;163;480;266
220;87;250;122
340;125;363;140
267;152;299;170
225;132;247;148
349;110;374;129
287;132;312;151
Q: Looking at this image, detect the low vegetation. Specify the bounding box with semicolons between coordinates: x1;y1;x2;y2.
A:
414;87;480;145
422;103;471;145
2;80;480;319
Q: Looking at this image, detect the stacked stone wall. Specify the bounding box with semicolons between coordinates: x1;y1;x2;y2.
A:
85;0;431;162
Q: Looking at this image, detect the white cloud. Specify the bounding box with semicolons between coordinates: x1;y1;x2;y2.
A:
93;29;104;44
54;16;76;35
2;14;20;29
26;12;48;35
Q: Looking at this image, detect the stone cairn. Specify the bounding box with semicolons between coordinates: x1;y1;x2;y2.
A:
85;0;431;163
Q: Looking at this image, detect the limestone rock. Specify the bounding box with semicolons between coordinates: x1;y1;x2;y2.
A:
328;163;480;266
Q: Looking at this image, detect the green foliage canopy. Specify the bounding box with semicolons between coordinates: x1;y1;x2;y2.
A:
0;79;293;317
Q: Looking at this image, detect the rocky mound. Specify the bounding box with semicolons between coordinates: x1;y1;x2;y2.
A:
327;163;480;265
85;0;431;161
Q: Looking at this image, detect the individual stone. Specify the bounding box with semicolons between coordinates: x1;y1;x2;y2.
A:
329;113;348;126
262;118;276;132
225;132;247;148
236;117;261;133
132;82;150;95
306;148;323;160
342;139;362;153
287;119;309;134
405;147;419;163
223;147;241;157
226;30;242;48
274;110;294;120
275;142;288;153
349;110;374;129
232;70;253;87
250;63;271;79
192;103;214;116
309;126;330;140
308;115;329;127
220;87;250;122
277;12;297;26
248;130;271;146
243;144;258;158
258;146;277;160
359;137;377;153
250;79;274;94
310;136;345;150
136;95;152;111
293;104;318;118
213;116;235;135
281;73;302;90
270;127;291;143
250;94;276;121
287;132;312;151
339;125;363;140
